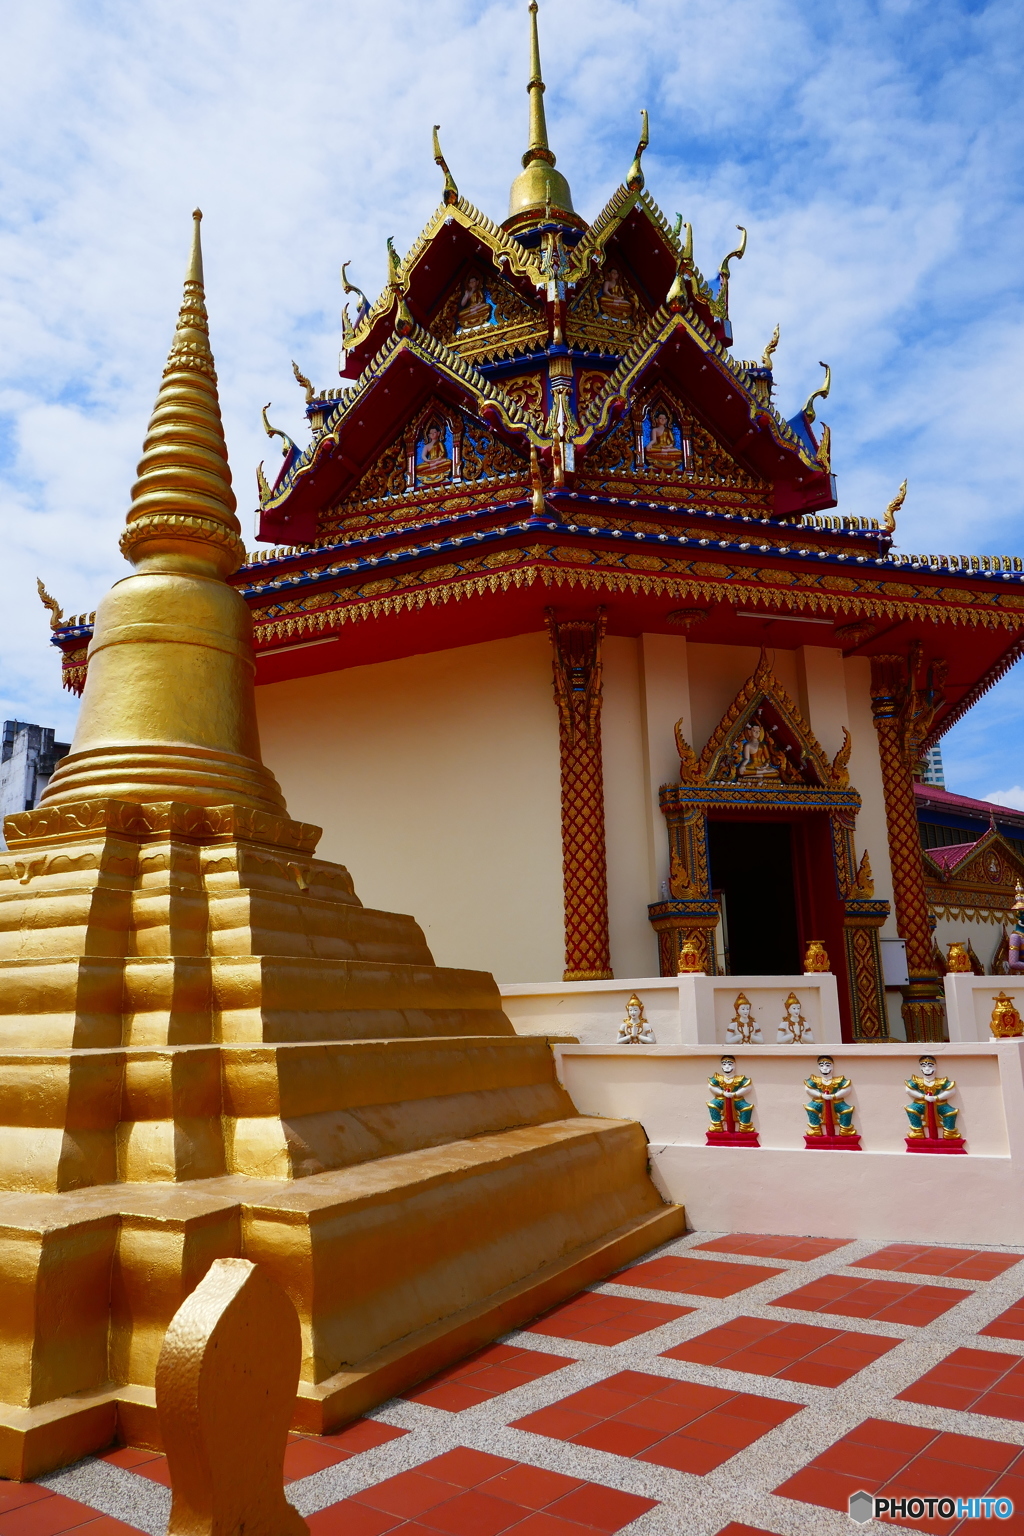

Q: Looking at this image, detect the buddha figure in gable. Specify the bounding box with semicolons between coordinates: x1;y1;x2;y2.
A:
417;422;453;484
597;265;632;322
456;273;495;332
644;405;683;471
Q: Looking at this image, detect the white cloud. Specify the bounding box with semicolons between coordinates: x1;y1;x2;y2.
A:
985;789;1024;813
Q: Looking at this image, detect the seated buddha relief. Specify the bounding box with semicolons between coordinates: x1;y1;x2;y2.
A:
642;402;688;471
455;273;496;332
416;421;453;485
596;266;633;322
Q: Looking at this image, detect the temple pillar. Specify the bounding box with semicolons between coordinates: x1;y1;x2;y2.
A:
869;655;946;1040
547;612;613;980
842;900;890;1039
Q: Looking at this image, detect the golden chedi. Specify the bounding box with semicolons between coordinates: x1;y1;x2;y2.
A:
0;214;683;1479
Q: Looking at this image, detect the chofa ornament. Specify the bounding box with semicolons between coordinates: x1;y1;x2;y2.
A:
803;940;830;974
990;992;1024;1038
617;993;656;1045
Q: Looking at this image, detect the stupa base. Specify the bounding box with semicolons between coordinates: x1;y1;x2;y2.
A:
0;1197;682;1480
0;1116;683;1480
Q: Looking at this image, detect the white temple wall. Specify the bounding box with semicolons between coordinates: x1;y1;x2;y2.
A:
254;630;906;992
843;656;899;935
601;637;660;977
255;632;565;982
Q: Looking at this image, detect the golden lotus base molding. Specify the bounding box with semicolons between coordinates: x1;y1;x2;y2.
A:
0;1199;683;1481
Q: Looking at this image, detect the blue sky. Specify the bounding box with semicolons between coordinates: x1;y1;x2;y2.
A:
1;0;1022;800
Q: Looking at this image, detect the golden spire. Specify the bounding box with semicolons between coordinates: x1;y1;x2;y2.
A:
40;209;286;816
120;210;244;579
508;2;574;220
526;1;549;157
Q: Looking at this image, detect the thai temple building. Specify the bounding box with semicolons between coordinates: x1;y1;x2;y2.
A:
50;4;1024;1049
10;2;1024;1511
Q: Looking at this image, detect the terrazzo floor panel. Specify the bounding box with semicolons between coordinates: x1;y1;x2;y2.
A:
16;1229;1024;1536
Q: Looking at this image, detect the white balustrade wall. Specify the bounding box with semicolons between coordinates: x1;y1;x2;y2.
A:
550;1042;1024;1246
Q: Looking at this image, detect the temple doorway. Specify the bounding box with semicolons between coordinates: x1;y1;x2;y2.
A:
709;820;801;974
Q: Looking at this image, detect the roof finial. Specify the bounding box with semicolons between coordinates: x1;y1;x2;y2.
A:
761;323;780;370
508;2;574;219
883;478;907;534
526;2;550;160
803;361;831;423
432;125;459;206
626;109;649;192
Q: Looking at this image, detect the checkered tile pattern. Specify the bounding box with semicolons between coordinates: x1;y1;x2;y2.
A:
23;1229;1024;1536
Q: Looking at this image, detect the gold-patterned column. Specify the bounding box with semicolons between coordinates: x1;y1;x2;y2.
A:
870;652;946;1041
547;611;613;981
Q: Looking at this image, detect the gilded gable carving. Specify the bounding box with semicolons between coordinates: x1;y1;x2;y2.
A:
431;265;544;363
566;268;647;352
579;386;768;499
325;402;528;530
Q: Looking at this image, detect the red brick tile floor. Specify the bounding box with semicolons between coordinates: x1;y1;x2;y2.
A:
662;1313;899;1386
15;1229;1024;1536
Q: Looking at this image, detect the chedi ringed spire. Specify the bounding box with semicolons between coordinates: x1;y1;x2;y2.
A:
508;1;574;222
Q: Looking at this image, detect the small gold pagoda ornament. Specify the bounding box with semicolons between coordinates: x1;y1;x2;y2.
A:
677;937;704;974
617;993;656;1045
726;992;762;1045
776;991;814;1043
946;942;972;973
990;992;1024;1038
803;940;831;974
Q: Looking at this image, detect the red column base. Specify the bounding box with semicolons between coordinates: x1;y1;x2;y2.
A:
706;1130;760;1147
905;1136;966;1154
804;1134;862;1150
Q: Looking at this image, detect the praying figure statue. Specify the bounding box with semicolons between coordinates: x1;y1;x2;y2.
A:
726;992;762;1045
777;991;813;1044
905;1055;961;1141
617;993;656;1045
707;1055;756;1135
804;1055;857;1138
1007;883;1024;973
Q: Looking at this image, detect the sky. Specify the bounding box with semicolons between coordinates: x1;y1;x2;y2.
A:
1;0;1022;801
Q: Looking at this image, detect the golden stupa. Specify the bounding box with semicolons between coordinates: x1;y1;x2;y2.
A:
0;213;682;1479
